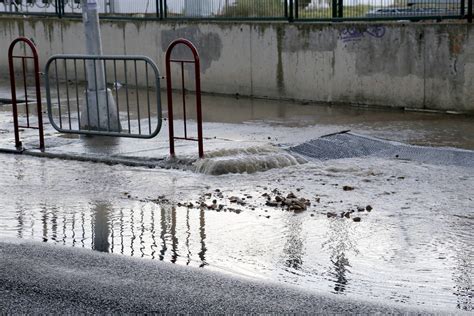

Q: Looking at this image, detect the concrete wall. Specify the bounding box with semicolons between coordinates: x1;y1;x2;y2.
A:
1;17;473;112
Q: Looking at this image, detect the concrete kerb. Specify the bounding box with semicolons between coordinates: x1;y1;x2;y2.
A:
0;146;167;168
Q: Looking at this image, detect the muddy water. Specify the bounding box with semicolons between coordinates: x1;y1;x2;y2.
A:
0;154;472;311
2;81;474;149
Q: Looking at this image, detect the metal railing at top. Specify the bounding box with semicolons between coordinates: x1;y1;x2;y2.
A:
0;0;472;22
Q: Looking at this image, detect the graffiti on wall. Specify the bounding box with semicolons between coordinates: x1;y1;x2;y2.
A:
340;25;386;43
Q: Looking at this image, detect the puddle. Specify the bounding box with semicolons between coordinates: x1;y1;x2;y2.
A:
0;154;472;312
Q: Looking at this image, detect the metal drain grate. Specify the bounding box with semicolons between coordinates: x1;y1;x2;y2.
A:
290;132;474;168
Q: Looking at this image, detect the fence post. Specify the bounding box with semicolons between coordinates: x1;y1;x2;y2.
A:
338;0;343;18
469;0;473;22
294;0;298;20
288;0;295;22
155;0;159;19
159;0;164;20
61;0;65;18
163;0;168;19
332;0;337;18
55;0;60;18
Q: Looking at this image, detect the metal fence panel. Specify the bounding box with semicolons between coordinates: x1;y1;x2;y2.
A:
60;0;163;19
44;54;163;139
296;0;464;21
165;0;288;20
0;0;471;21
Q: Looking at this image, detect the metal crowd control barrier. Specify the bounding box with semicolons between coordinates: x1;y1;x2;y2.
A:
165;39;204;159
44;54;162;138
6;37;205;159
8;37;45;150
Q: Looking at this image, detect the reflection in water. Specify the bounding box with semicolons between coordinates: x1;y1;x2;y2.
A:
41;205;48;242
159;206;167;260
282;215;304;271
23;200;207;267
130;208;135;257
92;202;111;253
51;207;58;242
140;207;145;258
332;253;349;293
150;208;157;259
451;217;473;311
119;209;124;255
185;208;191;265
16;203;25;239
170;206;178;263
453;254;473;311
322;219;358;294
81;211;86;248
198;207;207;267
8;195;472;311
71;213;76;247
62;214;67;245
157;205;180;262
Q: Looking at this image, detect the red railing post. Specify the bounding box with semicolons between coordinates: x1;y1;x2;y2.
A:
8;37;45;151
165;38;204;159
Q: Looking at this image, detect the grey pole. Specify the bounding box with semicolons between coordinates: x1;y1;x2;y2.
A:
80;0;121;132
109;0;117;14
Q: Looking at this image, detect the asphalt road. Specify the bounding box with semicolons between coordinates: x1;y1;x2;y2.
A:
0;240;432;314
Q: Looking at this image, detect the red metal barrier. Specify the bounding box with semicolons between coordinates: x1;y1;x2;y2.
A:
8;37;44;151
165;38;204;159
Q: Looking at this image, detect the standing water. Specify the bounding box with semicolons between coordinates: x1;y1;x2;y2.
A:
0;90;473;312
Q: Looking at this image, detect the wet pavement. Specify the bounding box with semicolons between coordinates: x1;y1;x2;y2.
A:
0;81;473;312
1;240;434;314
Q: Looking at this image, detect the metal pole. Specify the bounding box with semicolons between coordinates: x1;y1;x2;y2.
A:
58;0;64;18
80;0;120;131
338;0;343;18
294;0;298;20
156;0;160;19
109;0;116;14
469;0;473;23
8;41;22;149
289;0;295;22
332;0;337;19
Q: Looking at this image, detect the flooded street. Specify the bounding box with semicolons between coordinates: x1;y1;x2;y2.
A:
0;154;472;311
0;86;473;312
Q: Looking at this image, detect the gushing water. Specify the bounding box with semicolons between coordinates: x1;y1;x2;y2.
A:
193;145;307;175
